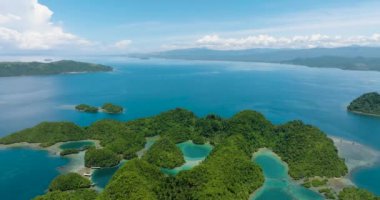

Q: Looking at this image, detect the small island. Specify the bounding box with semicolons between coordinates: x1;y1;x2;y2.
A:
0;60;112;77
75;104;99;113
101;103;123;114
348;92;380;116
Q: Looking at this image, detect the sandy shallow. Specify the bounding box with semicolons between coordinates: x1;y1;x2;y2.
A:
0;140;101;178
330;136;380;172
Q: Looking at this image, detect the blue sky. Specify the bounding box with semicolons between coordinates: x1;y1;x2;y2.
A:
1;0;380;54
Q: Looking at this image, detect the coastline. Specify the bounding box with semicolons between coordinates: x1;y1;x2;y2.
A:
348;110;380;118
250;137;378;198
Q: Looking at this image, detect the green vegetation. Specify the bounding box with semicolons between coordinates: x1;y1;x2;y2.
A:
319;188;336;199
338;187;379;200
2;108;351;200
85;148;121;168
86;119;146;159
49;173;91;191
60;149;80;156
101;103;123;114
143;137;185;168
0;122;84;147
34;189;97;200
273;120;347;179
158;135;264;200
348;92;380;116
75;104;99;113
0;60;112;77
99;159;164;200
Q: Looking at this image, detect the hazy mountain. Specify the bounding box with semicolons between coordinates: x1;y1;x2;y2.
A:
139;46;380;71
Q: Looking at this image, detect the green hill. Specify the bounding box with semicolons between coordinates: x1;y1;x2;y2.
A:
0;60;112;77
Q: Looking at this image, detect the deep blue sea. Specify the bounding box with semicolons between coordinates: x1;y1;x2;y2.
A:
0;57;379;199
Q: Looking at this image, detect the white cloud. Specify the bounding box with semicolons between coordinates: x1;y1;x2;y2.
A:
0;0;91;51
195;34;380;50
113;40;132;49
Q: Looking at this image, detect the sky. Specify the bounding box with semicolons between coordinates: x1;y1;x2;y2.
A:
0;0;380;55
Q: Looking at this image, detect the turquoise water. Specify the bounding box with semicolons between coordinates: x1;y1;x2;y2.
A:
161;141;213;175
59;141;94;150
91;163;125;189
0;148;68;200
252;150;324;200
0;57;379;198
352;165;380;195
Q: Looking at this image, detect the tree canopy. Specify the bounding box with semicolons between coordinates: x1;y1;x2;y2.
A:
49;173;92;192
143;137;185;168
84;148;121;168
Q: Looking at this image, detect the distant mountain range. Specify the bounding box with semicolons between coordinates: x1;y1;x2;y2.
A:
138;46;380;71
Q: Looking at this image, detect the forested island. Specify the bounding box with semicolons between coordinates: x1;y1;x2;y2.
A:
75;104;99;113
75;103;124;114
0;108;378;200
0;60;112;77
101;103;123;114
348;92;380;116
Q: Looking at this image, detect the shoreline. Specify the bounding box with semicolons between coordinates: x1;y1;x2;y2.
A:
329;136;380;172
348;110;380;118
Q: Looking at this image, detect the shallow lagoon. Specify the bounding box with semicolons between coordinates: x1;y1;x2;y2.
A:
0;57;380;198
252;149;323;200
161;141;213;175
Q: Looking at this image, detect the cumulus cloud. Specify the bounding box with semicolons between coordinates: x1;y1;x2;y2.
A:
113;40;132;49
195;34;380;50
0;0;91;51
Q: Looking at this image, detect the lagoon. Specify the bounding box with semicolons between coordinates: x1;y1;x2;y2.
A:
251;149;323;200
0;57;379;199
161;141;213;175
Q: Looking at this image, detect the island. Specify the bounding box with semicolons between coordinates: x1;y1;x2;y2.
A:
348;92;380;116
0;60;112;77
101;103;123;114
0;108;378;200
75;104;99;113
143;137;185;169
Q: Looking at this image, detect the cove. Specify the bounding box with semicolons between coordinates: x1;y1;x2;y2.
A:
91;162;125;189
92;136;159;189
0;148;68;200
251;149;324;200
161;141;213;175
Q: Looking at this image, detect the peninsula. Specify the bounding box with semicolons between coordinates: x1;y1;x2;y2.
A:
0;108;378;200
348;92;380;116
0;60;112;77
